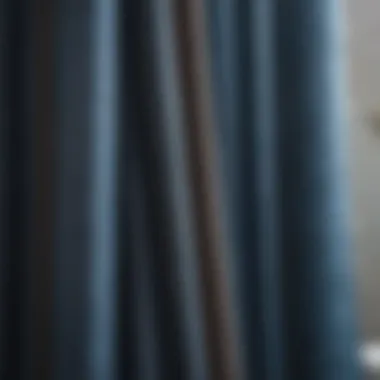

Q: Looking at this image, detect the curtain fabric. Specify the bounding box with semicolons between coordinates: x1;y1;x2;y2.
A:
0;0;360;379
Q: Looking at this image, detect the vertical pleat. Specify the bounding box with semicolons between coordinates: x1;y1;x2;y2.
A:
54;2;92;378
1;1;31;378
0;0;7;375
118;117;160;380
121;2;187;378
205;0;240;199
207;1;285;378
173;0;241;379
118;3;160;379
122;1;210;378
89;0;119;379
205;0;239;222
276;0;359;378
204;2;248;378
247;2;284;377
146;1;210;379
54;0;120;378
28;0;54;379
234;1;284;379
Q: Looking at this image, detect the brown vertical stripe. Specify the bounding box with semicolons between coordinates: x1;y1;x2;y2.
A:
172;0;241;379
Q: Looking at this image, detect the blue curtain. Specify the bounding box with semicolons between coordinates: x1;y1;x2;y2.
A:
0;0;360;379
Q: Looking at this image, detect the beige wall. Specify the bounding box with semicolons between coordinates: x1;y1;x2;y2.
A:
347;0;380;340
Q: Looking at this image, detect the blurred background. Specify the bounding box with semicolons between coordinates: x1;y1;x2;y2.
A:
348;0;380;377
348;0;380;340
